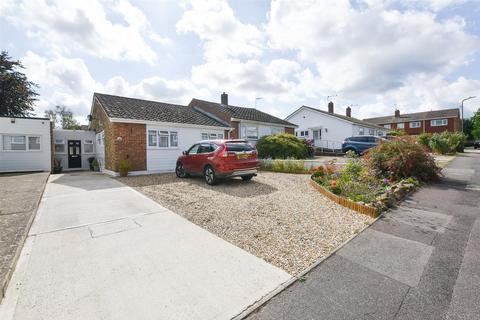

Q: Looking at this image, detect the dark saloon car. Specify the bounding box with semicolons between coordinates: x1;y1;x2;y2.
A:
341;136;386;154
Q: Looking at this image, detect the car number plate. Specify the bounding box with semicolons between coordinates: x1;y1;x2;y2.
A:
237;154;249;159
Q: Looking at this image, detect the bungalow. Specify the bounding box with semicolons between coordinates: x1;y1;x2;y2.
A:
285;102;388;150
188;92;297;144
88;93;230;175
363;108;461;135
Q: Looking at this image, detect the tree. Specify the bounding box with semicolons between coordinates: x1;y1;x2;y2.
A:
45;105;81;130
471;108;480;140
463;118;474;140
0;51;39;117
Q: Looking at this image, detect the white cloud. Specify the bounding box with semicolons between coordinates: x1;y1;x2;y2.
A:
2;0;169;64
267;1;480;96
176;0;264;60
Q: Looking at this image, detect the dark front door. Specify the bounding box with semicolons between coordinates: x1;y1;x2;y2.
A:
68;140;82;168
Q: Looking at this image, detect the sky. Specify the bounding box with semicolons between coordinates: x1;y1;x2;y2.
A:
1;0;480;124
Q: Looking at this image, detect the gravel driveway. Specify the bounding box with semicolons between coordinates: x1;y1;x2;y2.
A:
118;172;372;275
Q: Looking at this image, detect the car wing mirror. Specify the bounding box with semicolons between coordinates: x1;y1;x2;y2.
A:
182;150;188;155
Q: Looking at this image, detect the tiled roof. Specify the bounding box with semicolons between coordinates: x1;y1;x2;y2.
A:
363;108;460;125
94;93;229;128
298;106;386;130
189;98;296;127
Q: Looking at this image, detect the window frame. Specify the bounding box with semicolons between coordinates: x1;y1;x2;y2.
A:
147;129;180;149
83;139;94;154
383;124;391;129
1;134;42;152
245;126;259;140
54;139;66;154
358;127;365;136
397;122;405;129
409;121;421;128
271;127;283;135
430;119;448;127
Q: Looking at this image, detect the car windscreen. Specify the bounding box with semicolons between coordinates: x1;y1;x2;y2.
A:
225;142;254;152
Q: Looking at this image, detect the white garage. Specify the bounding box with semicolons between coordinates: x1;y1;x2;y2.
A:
0;116;52;173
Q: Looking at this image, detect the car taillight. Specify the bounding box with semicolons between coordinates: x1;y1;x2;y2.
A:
222;151;236;158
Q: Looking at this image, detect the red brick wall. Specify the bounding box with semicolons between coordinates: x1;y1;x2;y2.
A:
230;121;240;139
379;117;459;135
90;100;115;171
285;127;295;135
111;123;146;171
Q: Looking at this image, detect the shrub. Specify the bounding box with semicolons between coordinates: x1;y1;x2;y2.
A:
428;131;466;154
118;159;132;172
256;133;308;159
304;138;315;158
261;159;306;173
387;129;407;137
417;133;432;150
364;139;440;182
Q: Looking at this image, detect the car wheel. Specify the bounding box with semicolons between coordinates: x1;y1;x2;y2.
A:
175;162;189;178
345;148;358;155
204;165;217;185
241;175;253;181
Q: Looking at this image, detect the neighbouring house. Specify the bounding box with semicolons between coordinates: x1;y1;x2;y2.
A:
53;129;96;171
188;92;297;144
363;108;461;135
285;102;388;150
88;93;231;175
0;116;52;173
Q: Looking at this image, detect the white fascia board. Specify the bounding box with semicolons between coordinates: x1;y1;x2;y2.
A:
230;118;297;128
108;118;231;130
297;106;385;130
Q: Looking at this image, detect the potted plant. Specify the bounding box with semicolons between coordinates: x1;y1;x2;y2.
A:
118;159;131;177
53;158;63;174
88;157;96;171
92;159;100;172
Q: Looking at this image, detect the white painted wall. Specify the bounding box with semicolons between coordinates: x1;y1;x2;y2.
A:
146;124;224;172
95;131;105;172
286;107;388;148
0;117;51;172
53;130;96;170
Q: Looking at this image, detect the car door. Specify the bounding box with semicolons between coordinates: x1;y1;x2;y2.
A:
182;144;200;173
193;143;213;172
357;137;370;153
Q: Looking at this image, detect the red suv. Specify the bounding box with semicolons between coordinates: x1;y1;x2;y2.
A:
175;140;259;185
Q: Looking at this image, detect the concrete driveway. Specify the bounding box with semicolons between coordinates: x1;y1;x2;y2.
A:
0;172;290;320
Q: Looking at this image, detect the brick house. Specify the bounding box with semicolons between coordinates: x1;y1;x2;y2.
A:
363;108;461;135
88;93;230;175
188;92;297;143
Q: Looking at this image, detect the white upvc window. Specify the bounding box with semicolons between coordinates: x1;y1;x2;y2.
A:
96;132;104;146
397;122;405;129
55;139;66;153
2;135;41;151
170;132;178;147
383;124;391;129
358;128;365;136
158;131;169;148
245;126;259;139
271;127;283;135
84;139;94;153
378;131;384;136
201;132;224;140
148;130;157;147
369;128;375;135
431;119;448;126
410;121;421;128
299;130;309;137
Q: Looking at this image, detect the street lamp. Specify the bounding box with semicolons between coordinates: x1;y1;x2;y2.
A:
461;96;476;133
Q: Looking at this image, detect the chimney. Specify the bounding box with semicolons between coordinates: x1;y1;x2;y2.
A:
328;101;334;113
346;106;351;117
221;92;228;105
394;109;400;117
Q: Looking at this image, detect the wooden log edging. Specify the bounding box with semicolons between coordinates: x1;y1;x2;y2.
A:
309;179;379;218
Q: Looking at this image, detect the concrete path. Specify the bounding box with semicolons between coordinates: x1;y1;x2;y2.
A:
247;150;480;320
0;172;291;320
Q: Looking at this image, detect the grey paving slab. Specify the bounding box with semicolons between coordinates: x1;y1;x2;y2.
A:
248;255;409;320
370;215;437;245
446;218;480;320
388;206;452;233
338;229;433;287
394;214;475;320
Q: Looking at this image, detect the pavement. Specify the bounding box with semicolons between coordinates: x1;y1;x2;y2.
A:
0;172;49;300
0;172;291;320
246;149;480;320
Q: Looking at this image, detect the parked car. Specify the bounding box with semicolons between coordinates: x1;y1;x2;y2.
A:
474;140;480;149
342;136;386;154
175;140;259;185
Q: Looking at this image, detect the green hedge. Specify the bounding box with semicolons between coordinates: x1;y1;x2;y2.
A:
256;133;309;159
417;131;466;154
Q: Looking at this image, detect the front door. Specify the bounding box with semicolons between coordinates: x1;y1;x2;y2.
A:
68;140;82;169
312;129;321;146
